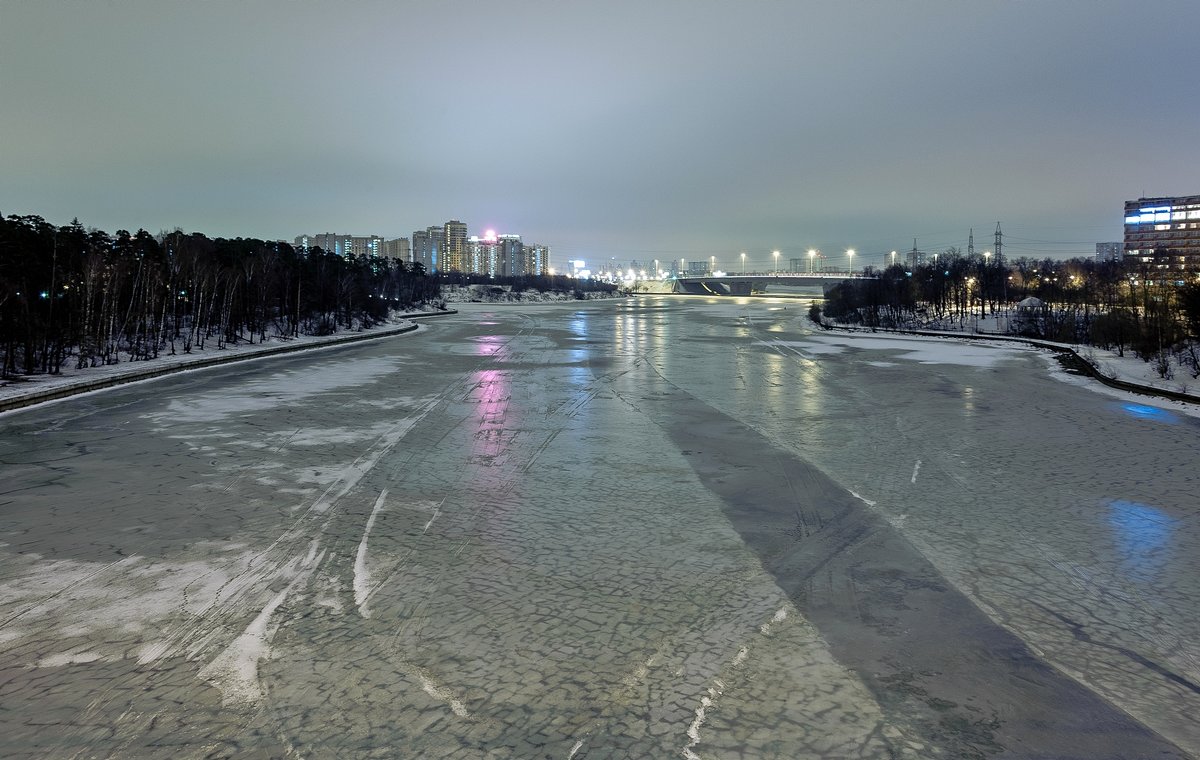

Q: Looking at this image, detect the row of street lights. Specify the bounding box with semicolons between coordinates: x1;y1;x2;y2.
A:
731;249;859;275
691;247;974;276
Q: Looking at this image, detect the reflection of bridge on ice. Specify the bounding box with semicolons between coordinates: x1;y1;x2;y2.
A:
671;271;871;296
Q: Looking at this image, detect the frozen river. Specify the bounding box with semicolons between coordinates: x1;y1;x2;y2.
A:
2;297;1199;758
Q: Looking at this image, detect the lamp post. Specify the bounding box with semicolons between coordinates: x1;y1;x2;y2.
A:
808;249;816;273
773;250;780;274
982;252;991;318
847;248;855;274
740;252;746;275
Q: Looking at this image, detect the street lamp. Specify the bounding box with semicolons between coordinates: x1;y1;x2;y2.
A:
740;251;746;275
808;249;816;273
847;248;855;274
773;249;780;274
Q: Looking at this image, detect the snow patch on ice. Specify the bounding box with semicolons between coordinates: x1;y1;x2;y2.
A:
792;334;1028;367
145;357;405;425
288;420;400;447
37;650;107;667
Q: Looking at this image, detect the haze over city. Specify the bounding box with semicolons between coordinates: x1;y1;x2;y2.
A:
2;0;1199;265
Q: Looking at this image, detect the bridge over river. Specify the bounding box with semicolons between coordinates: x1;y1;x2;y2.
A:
669;271;870;296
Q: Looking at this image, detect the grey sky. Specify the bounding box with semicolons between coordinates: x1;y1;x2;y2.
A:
2;0;1197;269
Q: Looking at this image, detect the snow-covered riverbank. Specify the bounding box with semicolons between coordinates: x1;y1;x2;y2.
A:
0;311;455;413
815;316;1200;406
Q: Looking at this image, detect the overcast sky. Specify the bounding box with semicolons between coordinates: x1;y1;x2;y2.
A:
2;1;1198;269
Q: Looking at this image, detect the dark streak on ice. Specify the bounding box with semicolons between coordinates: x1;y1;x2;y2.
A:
626;380;1187;760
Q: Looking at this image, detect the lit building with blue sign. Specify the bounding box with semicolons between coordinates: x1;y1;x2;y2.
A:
1124;195;1200;268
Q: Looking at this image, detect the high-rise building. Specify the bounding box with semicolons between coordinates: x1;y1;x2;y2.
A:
443;220;468;273
411;226;445;271
468;231;502;277
1095;242;1122;262
524;244;550;276
293;233;384;258
411;229;431;270
384;237;411;262
1124;195;1200;268
426;226;443;271
498;234;524;277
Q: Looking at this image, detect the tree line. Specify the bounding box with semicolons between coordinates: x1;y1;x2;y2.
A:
815;249;1200;377
438;270;618;299
0;214;442;378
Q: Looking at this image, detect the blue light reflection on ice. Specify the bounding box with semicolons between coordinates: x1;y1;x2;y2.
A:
1108;500;1178;583
1118;402;1179;424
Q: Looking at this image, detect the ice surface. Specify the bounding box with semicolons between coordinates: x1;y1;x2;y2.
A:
1;297;1197;758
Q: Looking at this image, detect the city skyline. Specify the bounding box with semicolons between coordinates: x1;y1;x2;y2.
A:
2;1;1199;263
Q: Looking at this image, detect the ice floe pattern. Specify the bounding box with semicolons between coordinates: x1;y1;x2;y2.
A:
0;302;917;759
664;298;1200;755
1;298;1196;758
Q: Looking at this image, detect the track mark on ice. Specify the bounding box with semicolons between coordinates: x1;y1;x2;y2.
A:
849;490;876;507
759;607;788;635
422;497;446;535
309;397;440;515
682;679;725;760
198;566;312;706
354;489;387;618
418;669;470;718
911;459;922;484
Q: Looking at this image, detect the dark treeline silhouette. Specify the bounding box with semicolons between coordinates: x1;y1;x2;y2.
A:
816;250;1200;378
0;214;441;378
